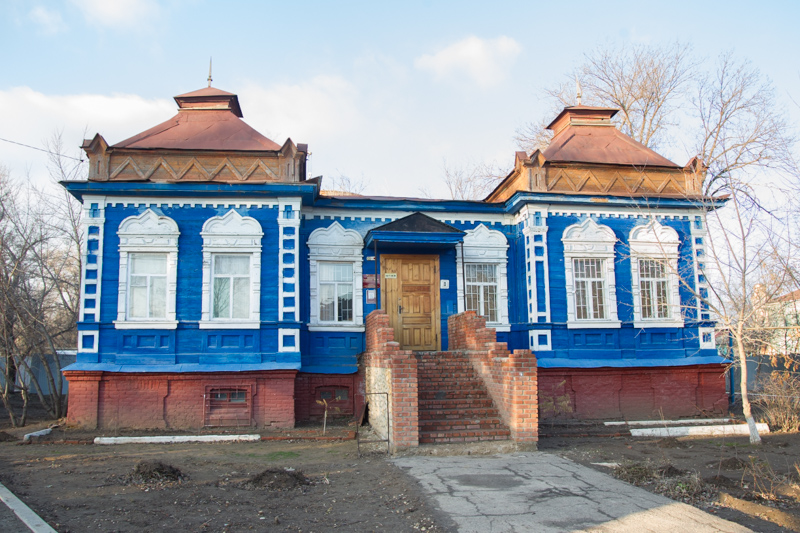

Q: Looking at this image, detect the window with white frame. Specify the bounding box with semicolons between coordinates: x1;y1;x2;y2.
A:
128;253;167;318
308;222;364;330
562;218;620;329
629;220;683;328
573;258;606;320
199;210;263;329
465;263;498;322
638;259;669;319
319;262;354;322
457;224;510;330
212;255;251;319
115;210;179;329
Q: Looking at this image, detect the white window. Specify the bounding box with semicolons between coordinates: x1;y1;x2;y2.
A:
465;263;498;322
308;223;363;331
212;255;251;320
457;224;510;330
639;259;669;319
573;258;606;320
629;220;683;328
319;262;354;322
200;210;263;329
128;253;167;319
562;218;620;329
115;210;179;329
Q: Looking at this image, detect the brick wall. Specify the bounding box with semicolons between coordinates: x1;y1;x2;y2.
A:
362;310;419;450
64;370;297;429
539;365;728;420
294;373;364;422
448;311;538;445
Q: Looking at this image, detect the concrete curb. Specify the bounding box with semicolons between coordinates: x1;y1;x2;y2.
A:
0;482;57;533
630;423;770;437
605;418;734;426
94;434;261;445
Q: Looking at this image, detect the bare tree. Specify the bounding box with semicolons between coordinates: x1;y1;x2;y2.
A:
695;53;798;197
516;42;696;154
440;160;509;201
0;134;84;426
321;173;367;196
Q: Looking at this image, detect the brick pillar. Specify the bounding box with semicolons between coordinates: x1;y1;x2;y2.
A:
64;371;102;429
363;310;419;450
388;348;419;450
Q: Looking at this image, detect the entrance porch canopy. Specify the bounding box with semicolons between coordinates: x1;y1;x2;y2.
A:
364;212;464;249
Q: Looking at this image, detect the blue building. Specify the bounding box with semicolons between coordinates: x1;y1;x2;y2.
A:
62;87;726;430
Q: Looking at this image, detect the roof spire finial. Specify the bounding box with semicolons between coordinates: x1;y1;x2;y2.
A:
207;57;213;88
576;75;582;106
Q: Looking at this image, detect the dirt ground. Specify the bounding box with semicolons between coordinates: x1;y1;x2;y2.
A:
0;430;452;533
0;412;798;532
540;425;800;533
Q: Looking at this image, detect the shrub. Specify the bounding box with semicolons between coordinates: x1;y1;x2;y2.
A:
754;372;800;432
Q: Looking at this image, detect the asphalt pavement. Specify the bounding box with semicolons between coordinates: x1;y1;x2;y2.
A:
393;452;752;533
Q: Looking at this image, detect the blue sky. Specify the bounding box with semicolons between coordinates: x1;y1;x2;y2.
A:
1;0;798;197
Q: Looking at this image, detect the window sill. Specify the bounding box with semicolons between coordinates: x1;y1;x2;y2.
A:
634;319;685;329
308;324;365;332
487;323;511;332
114;320;178;330
567;320;621;329
198;321;260;330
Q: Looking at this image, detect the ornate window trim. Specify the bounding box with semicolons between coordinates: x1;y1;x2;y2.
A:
308;222;364;330
456;224;510;330
629;220;683;328
115;209;179;330
199;210;263;329
562;218;621;329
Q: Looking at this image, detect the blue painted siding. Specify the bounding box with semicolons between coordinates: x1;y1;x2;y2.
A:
65;175;722;374
84;203;301;369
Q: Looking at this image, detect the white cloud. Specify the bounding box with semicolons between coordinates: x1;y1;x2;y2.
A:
414;36;522;88
239;75;363;144
29;6;67;34
0;86;174;188
70;0;160;28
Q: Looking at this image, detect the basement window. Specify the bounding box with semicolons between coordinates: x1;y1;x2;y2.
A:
318;388;349;402
204;385;252;427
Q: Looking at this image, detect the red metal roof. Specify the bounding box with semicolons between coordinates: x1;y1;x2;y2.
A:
542;107;680;168
112;87;281;151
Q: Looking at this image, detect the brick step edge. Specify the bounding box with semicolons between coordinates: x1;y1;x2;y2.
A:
419;409;501;419
419;400;496;409
421;422;508;432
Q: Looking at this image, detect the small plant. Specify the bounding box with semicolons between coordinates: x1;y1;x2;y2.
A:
745;456;785;501
754;372;800;432
316;398;329;435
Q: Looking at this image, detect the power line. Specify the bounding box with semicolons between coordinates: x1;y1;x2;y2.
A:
0;137;84;162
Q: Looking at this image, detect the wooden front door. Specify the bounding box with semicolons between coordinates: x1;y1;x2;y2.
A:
381;255;440;351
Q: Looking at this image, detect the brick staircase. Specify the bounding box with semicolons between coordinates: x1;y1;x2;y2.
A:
416;351;511;444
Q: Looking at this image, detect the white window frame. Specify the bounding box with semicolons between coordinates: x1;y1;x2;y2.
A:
199;210;263;329
629;220;683;328
308;222;364;331
457;224;510;331
115;209;179;330
210;254;253;320
562;218;620;329
464;263;500;323
318;262;356;324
